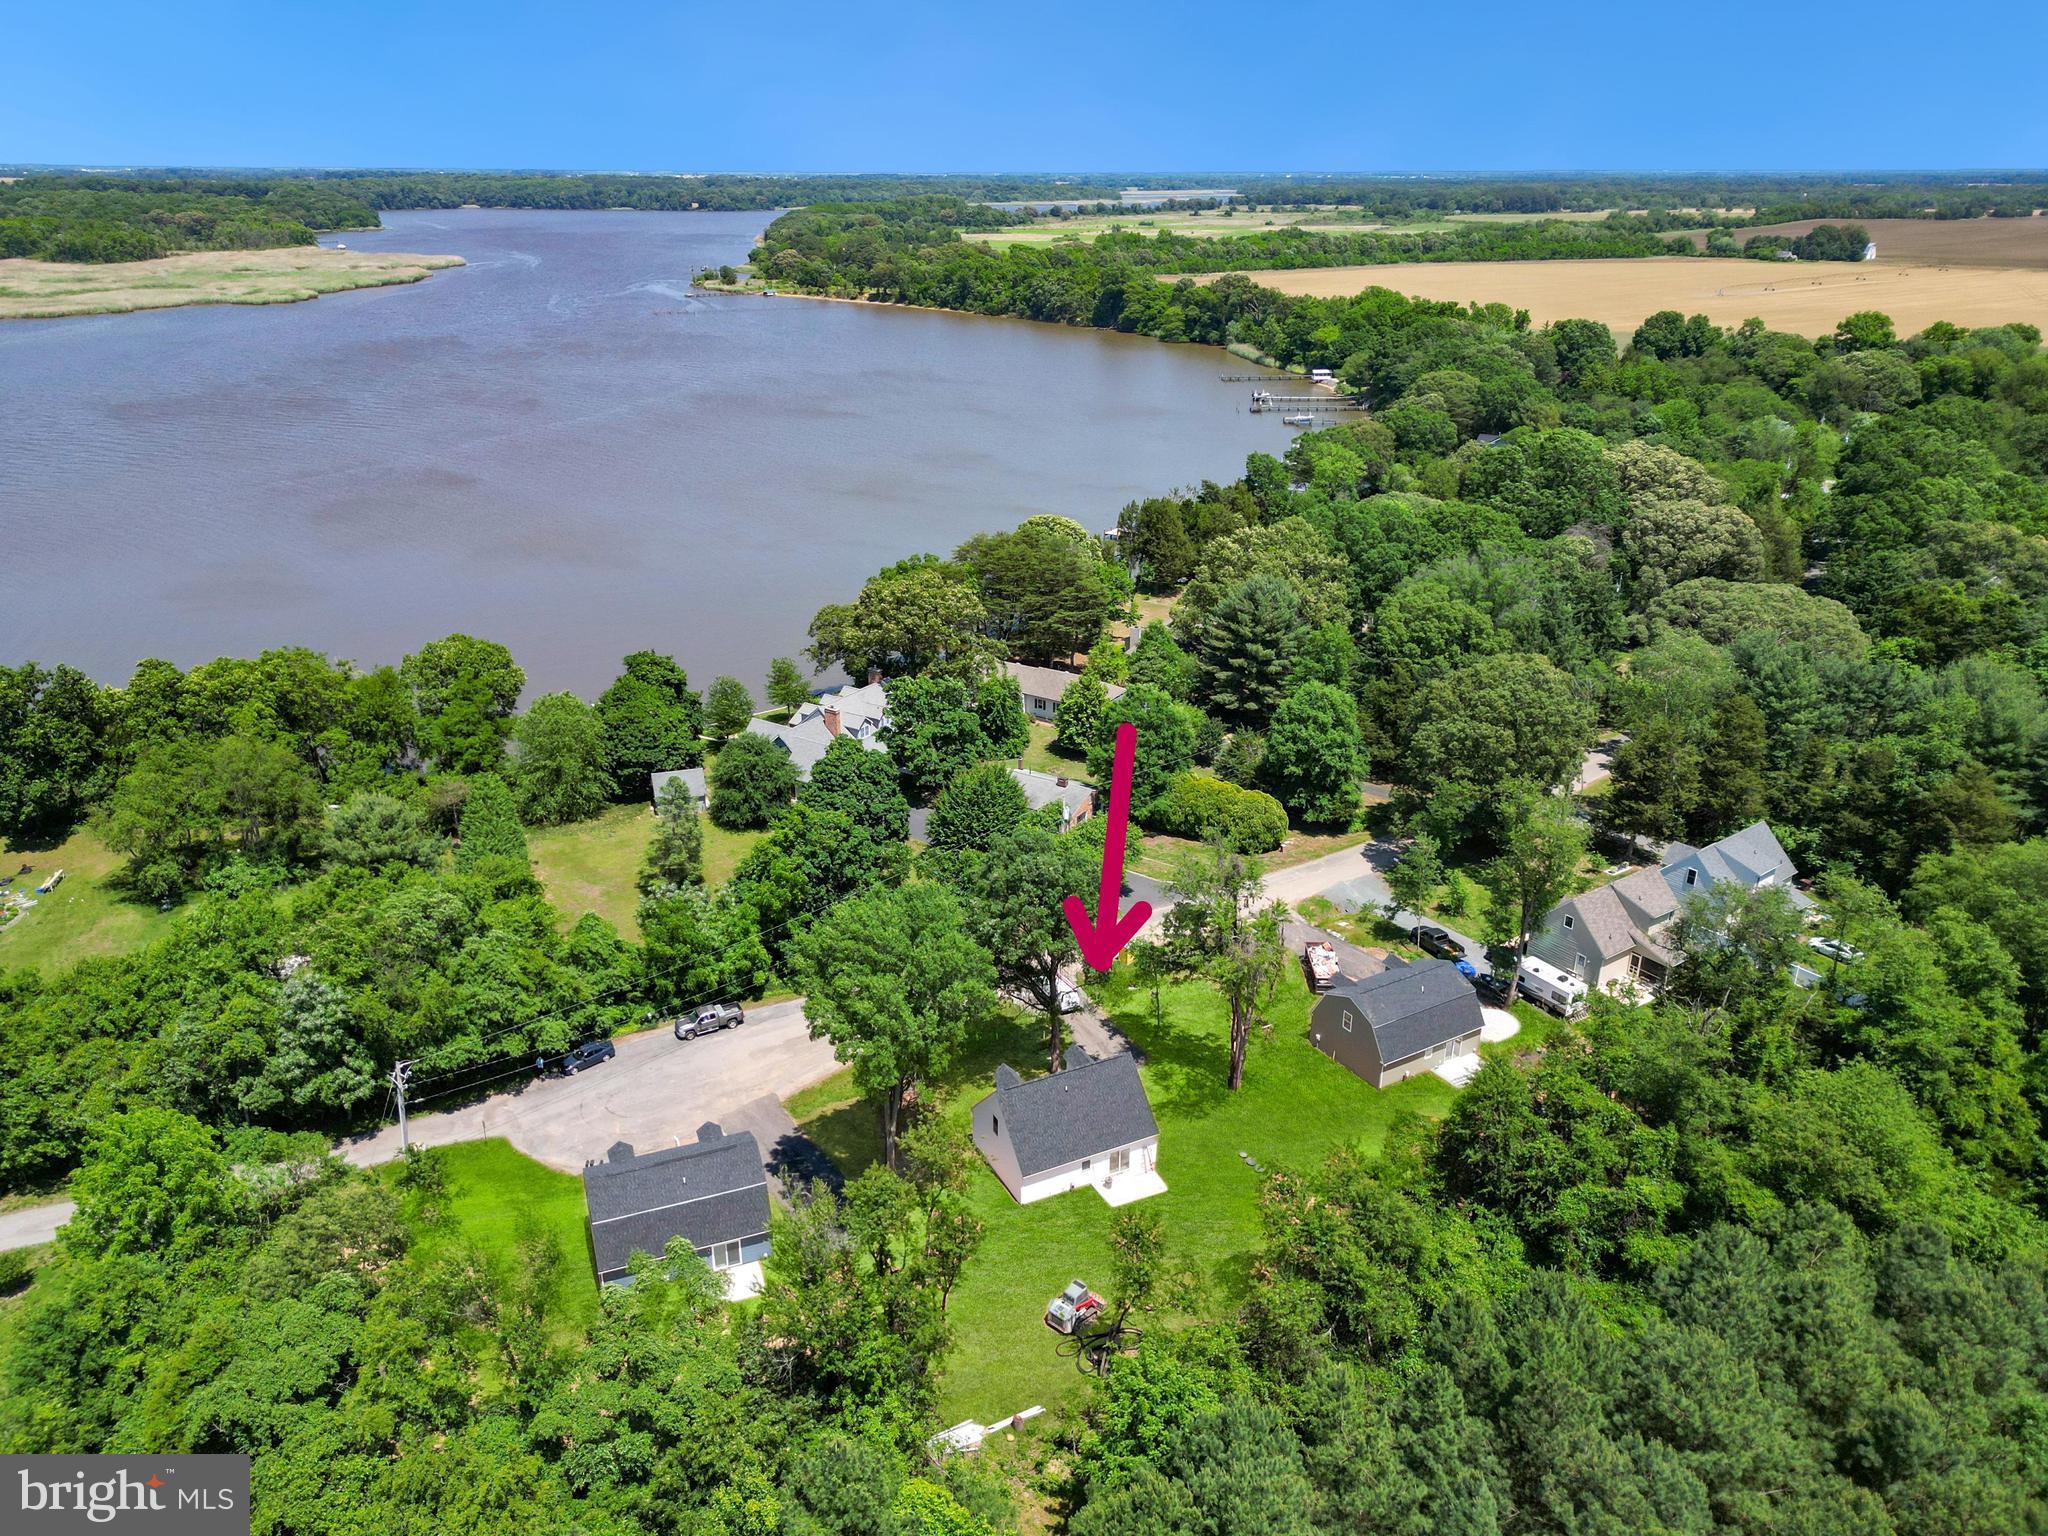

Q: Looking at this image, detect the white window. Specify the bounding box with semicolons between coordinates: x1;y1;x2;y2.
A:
1108;1148;1131;1174
1562;914;1575;931
1684;869;1699;887
1081;1157;1092;1171
1342;1009;1354;1032
710;1239;743;1270
1574;952;1588;975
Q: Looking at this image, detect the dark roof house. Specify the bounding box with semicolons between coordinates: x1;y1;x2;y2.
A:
972;1045;1164;1206
582;1122;772;1294
1309;957;1484;1088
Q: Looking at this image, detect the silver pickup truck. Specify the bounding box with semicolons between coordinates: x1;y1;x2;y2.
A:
674;1003;744;1041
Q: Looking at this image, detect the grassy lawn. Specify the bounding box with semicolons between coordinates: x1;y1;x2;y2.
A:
0;827;175;977
789;962;1462;1425
1019;722;1090;783
391;1138;601;1338
528;800;764;940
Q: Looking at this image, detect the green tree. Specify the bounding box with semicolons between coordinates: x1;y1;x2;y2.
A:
1196;574;1306;723
510;691;610;826
1056;671;1111;754
795;882;996;1167
638;887;772;1010
954;524;1118;662
765;656;812;712
928;761;1030;852
708;733;799;829
638;775;704;894
595;650;703;792
808;561;996;681
1162;842;1288;1091
1601;716;1701;847
955;825;1097;1071
704;676;756;737
64;1107;237;1264
323;791;442;870
245;971;379;1123
1402;653;1594;811
802;734;910;843
1261;683;1364;826
1478;787;1591;1001
1089;684;1197;823
1692;693;1768;840
1383;832;1445;938
0;661;111;840
975;673;1032;759
402;634;524;775
882;676;993;802
454;773;528;869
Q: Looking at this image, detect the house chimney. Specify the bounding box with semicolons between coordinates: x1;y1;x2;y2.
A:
866;667;882;686
823;707;842;737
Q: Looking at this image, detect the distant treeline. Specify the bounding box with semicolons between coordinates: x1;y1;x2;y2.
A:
0;177;381;262
7;167;2043;262
1227;172;2048;221
750;197;1696;316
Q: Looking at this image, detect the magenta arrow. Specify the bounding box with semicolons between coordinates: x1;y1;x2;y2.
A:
1064;721;1153;970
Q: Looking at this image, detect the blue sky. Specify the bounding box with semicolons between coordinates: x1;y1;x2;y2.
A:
6;0;2045;172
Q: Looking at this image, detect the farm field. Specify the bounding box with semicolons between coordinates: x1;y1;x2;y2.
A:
0;247;465;319
962;207;1636;248
0;827;174;975
1201;254;2048;337
1686;214;2048;267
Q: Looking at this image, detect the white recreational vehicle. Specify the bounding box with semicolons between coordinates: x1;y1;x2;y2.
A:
1516;955;1589;1019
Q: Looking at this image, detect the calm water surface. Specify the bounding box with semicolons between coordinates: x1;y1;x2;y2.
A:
0;209;1291;694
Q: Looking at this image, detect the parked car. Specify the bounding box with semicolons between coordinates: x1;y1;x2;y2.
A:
560;1038;617;1074
1471;971;1513;1006
1045;1279;1106;1334
675;1003;745;1040
1807;936;1864;963
1415;925;1464;961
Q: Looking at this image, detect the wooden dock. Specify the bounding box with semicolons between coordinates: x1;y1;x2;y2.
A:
1249;392;1366;413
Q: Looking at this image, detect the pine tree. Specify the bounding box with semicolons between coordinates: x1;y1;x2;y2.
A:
639;777;705;894
1692;694;1767;840
1198;574;1306;723
454;773;528;869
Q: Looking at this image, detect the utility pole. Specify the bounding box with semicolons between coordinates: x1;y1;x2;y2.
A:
391;1060;411;1154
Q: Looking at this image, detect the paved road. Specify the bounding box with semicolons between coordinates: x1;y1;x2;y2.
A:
0;1199;73;1253
1265;842;1494;974
341;999;840;1174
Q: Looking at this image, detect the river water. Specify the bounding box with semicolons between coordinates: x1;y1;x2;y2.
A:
0;209;1290;695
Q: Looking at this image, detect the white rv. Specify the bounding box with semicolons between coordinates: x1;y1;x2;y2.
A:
1516;955;1589;1019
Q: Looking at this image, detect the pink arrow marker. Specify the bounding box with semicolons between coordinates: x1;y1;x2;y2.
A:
1064;721;1153;970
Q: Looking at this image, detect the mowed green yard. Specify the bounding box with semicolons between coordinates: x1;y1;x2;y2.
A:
527;799;763;940
794;962;1465;1425
386;1138;603;1339
0;827;175;976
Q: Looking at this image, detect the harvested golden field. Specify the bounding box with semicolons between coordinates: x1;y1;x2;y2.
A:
0;246;465;319
1194;255;2048;338
1685;215;2048;268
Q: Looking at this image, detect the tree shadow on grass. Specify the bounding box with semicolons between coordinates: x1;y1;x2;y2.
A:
1090;978;1233;1124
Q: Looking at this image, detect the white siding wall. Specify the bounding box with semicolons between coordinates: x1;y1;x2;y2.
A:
971;1094;1026;1201
1014;1136;1158;1205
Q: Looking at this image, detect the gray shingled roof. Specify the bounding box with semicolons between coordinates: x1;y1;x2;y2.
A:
1001;661;1124;707
1010;767;1092;818
649;767;707;807
980;1048;1157;1176
1328;958;1483;1065
583;1126;769;1278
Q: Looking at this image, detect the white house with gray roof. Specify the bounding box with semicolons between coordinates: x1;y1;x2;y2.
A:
1000;660;1124;723
972;1046;1163;1206
581;1122;771;1298
1528;821;1807;996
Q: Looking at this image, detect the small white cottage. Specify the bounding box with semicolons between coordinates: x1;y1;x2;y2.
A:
971;1046;1163;1207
